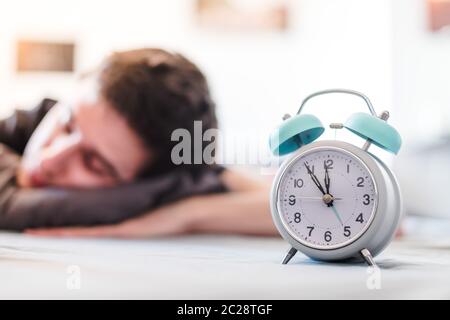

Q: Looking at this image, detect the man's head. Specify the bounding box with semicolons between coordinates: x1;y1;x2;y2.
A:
18;48;217;188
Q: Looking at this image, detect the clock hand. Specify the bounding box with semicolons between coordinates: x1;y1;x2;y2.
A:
295;196;343;200
330;204;344;226
324;166;331;194
323;165;334;207
304;162;326;195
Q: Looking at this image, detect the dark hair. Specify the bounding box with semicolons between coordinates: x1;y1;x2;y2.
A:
97;48;218;176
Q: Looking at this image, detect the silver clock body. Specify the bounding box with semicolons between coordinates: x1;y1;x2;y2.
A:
270;140;402;262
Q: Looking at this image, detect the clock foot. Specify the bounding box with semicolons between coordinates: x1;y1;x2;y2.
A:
360;248;377;267
281;247;298;265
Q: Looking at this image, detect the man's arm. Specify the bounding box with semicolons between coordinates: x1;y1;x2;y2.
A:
0;143;225;231
26;169;279;237
187;170;277;236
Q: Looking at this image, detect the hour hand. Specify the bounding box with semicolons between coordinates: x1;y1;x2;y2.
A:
304;162;326;195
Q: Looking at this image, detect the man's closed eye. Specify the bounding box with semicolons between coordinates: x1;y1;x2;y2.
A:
82;151;118;180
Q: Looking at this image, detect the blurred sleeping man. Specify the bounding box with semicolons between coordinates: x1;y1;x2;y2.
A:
0;48;275;238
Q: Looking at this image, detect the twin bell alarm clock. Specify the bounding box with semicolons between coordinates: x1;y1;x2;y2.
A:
269;89;402;266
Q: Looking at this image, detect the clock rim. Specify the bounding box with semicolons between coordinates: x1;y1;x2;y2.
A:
272;142;379;251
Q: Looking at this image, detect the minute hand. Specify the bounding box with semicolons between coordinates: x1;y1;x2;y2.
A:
324;165;331;194
304;163;326;195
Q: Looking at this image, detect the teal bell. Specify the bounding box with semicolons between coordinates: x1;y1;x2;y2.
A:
269;114;324;156
344;112;402;154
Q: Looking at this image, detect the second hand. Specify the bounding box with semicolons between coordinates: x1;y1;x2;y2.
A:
294;196;343;200
330;205;344;225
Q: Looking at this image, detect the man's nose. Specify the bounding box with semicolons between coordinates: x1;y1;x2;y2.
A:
40;132;82;176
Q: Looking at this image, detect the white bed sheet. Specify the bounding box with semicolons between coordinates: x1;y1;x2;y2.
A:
0;227;449;299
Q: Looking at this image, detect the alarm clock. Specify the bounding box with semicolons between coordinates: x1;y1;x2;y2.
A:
269;89;402;266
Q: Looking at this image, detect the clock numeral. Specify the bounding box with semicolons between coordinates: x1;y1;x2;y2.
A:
356;177;364;187
347;164;350;174
288;195;296;206
294;179;303;188
324;231;332;242
356;213;364;223
324;159;333;170
294;212;301;223
305;164;315;174
344;226;351;237
307;226;314;237
362;194;371;205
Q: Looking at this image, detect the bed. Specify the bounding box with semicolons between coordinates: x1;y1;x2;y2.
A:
0;216;449;299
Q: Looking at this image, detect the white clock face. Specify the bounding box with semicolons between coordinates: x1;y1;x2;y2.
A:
276;147;377;250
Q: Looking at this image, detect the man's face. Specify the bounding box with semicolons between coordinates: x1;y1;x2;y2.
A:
17;84;151;189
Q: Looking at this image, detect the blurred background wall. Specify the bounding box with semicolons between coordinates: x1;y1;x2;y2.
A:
0;0;393;154
392;0;450;218
0;0;449;217
393;0;450;143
